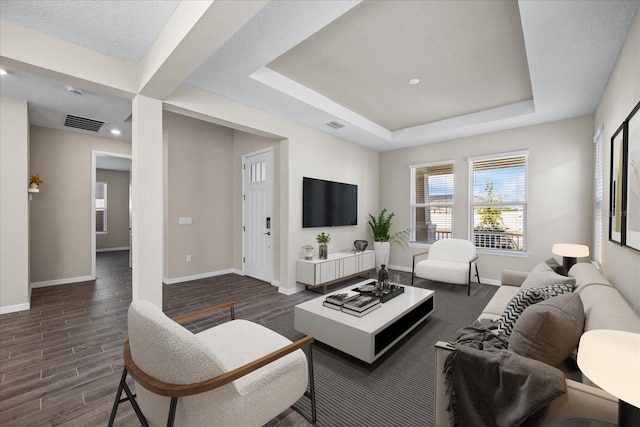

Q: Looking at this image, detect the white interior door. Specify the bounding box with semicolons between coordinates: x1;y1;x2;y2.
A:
243;150;273;283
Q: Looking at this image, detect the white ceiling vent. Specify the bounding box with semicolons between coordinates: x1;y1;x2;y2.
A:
326;121;345;129
64;114;105;132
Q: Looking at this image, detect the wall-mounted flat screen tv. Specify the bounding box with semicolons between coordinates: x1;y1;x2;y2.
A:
303;177;357;227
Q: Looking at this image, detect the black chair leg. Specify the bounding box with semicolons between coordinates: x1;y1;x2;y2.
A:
108;368;149;427
475;264;480;284
304;343;317;423
167;397;178;427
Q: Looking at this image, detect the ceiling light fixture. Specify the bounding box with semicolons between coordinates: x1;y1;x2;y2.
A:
110;129;121;135
409;78;420;85
0;68;8;76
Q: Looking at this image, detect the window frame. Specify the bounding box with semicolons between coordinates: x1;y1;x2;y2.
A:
96;181;108;234
409;160;455;247
593;125;604;266
468;150;528;255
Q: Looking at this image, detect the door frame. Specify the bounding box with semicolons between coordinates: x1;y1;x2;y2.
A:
91;150;132;280
241;147;274;282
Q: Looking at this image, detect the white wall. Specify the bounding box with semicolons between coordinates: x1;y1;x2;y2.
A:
380;115;595;282
0;97;30;313
595;9;640;313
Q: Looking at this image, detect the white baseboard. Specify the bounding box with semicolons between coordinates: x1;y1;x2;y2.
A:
163;269;237;285
279;284;306;295
96;247;129;253
0;302;30;314
31;275;94;289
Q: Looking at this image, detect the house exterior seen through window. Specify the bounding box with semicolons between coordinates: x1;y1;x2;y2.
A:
468;151;528;252
410;161;454;244
96;182;107;233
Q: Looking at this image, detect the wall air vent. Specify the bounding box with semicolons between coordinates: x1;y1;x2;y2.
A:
326;121;345;129
63;114;105;132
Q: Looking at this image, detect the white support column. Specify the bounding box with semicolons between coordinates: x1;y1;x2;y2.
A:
131;95;163;307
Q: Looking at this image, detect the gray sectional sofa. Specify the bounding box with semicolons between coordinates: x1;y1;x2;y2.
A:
434;262;640;426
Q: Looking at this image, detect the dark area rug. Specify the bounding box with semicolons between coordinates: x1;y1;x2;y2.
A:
261;284;497;427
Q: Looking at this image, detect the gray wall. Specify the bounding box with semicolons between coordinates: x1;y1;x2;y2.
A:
29;127;131;284
96;168;130;250
380;114;595;283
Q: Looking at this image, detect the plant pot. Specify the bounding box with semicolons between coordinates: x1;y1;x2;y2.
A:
374;241;390;272
319;244;328;260
304;248;314;260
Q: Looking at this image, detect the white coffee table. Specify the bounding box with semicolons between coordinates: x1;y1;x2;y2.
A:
294;279;434;363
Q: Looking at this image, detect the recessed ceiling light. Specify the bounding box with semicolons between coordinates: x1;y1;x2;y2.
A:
110;129;121;135
409;78;420;85
0;68;7;76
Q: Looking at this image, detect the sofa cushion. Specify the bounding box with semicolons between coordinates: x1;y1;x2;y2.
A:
497;283;574;336
521;261;576;290
508;292;584;367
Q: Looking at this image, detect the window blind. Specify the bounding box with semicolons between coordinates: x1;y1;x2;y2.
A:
411;162;454;244
468;152;528;252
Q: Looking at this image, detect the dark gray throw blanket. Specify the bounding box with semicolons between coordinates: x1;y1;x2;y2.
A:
444;322;566;427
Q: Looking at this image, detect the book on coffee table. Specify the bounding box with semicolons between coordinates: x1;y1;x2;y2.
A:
343;295;380;312
322;301;342;310
342;303;381;317
325;290;359;306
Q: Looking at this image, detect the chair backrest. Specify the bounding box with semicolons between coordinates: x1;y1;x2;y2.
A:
429;238;476;262
127;300;224;385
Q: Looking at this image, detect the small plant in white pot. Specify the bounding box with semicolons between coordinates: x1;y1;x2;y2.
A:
316;232;331;260
368;209;409;272
302;244;314;260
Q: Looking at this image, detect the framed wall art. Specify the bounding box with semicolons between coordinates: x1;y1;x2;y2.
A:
624;101;640;251
609;123;625;244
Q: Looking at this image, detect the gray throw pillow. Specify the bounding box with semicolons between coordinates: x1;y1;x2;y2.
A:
497;283;573;336
508;292;585;367
521;261;576;289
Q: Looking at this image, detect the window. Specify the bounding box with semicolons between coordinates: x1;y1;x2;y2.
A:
410;161;454;244
593;126;604;265
468;151;528;252
96;181;107;233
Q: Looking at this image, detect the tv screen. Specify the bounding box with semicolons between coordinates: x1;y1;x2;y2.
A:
303;177;357;227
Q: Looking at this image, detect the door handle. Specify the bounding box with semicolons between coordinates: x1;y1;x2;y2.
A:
264;231;271;235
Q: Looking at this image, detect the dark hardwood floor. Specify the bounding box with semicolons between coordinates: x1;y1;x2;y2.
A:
0;251;493;426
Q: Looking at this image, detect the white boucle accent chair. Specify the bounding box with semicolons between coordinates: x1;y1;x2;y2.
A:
108;300;316;427
411;238;480;295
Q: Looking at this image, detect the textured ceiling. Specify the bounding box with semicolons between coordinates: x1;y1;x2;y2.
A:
267;0;532;131
0;1;639;151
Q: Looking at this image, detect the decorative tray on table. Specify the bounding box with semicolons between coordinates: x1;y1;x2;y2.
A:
353;283;404;303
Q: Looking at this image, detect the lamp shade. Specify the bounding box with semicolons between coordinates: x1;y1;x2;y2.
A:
578;330;640;408
552;243;590;258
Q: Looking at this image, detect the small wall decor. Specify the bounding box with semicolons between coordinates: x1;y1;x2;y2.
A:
608;100;640;251
29;173;43;190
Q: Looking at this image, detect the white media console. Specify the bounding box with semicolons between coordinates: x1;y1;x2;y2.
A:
296;250;375;294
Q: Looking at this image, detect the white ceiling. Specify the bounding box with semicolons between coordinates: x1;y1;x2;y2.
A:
0;0;638;151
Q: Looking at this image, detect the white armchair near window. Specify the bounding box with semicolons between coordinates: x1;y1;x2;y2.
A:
411;238;480;295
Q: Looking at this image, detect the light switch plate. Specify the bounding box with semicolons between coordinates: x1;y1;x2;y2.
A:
178;217;192;225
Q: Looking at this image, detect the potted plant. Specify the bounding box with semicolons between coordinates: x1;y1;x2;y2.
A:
302;244;314;260
29;173;43;189
368;209;410;271
316;232;331;260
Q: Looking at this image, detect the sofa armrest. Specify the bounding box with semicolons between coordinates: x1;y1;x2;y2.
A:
501;270;528;287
